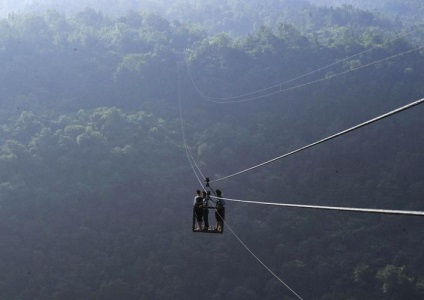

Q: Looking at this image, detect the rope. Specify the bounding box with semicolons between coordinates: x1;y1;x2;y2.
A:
186;27;423;103
211;196;424;217
188;144;207;181
189;45;424;103
211;97;424;183
220;213;304;300
179;66;304;298
178;64;205;187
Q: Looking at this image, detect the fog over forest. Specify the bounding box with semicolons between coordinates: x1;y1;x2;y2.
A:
0;0;423;299
1;0;423;26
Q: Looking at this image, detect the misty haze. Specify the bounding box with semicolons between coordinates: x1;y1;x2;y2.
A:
0;0;423;299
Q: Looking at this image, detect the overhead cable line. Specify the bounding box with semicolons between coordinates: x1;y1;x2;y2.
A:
178;66;304;298
188;45;424;103
220;216;304;299
211;97;424;183
178;64;205;187
188;27;423;102
186;28;422;103
211;196;424;217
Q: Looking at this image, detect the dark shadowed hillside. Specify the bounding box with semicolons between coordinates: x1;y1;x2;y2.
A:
0;2;423;299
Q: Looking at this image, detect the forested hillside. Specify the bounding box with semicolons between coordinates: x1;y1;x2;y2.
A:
2;0;423;35
0;2;423;299
315;0;424;25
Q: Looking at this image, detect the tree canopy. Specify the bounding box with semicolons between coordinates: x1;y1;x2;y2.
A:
0;2;423;299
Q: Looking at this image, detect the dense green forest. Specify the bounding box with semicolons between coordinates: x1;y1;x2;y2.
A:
2;0;424;35
0;1;423;299
315;0;424;24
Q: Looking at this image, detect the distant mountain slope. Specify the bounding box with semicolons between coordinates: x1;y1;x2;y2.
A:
313;0;424;25
0;4;423;299
0;0;407;35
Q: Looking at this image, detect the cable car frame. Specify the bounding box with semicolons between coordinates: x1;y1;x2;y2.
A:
192;206;224;234
192;178;225;234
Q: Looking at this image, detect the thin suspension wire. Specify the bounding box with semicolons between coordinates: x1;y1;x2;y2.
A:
220;213;304;300
180;66;303;297
187;28;423;103
178;64;205;187
180;32;423;298
188;27;423;102
189;45;424;104
178;64;207;181
188;150;204;187
211;196;424;217
211;97;424;183
187;142;207;181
